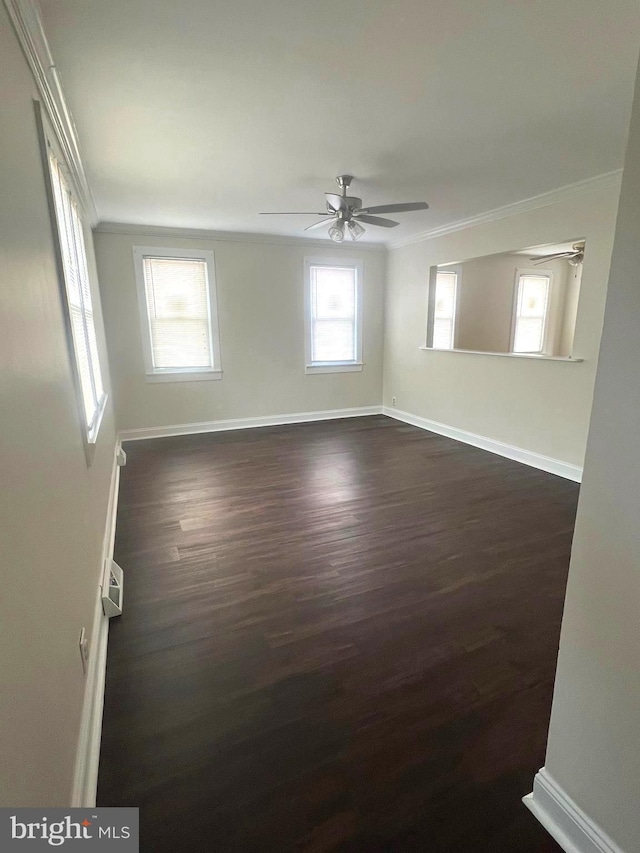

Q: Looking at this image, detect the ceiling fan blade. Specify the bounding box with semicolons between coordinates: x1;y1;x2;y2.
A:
260;212;331;215
325;193;346;211
529;252;576;263
354;214;399;228
358;202;429;215
304;218;336;232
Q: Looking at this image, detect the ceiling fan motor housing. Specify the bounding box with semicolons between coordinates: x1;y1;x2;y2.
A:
336;175;354;192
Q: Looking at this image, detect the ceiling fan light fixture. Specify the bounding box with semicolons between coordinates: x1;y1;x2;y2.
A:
348;220;365;241
328;221;345;243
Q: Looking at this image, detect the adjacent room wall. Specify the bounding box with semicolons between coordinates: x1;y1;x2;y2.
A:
539;59;640;853
0;5;117;806
454;252;572;355
384;186;620;467
94;229;385;433
455;253;519;353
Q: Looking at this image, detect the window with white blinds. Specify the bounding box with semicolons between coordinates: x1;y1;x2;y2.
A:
133;248;221;381
304;259;363;373
433;270;458;349
512;273;551;354
48;152;106;441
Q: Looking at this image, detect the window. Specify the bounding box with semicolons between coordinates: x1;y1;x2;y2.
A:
304;258;363;373
432;269;458;349
512;272;551;354
133;248;221;382
48;151;106;443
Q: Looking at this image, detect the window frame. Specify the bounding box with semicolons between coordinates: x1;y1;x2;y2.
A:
132;246;222;383
428;265;460;350
510;268;554;355
303;257;364;375
36;103;107;455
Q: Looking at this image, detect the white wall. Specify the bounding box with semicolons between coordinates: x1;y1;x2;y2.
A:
559;264;582;358
0;6;116;806
94;230;385;432
540;60;640;853
384;186;620;467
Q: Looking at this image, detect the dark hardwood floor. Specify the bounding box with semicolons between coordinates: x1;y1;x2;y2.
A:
98;415;574;852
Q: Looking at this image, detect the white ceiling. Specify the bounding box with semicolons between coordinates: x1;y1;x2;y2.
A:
39;0;640;244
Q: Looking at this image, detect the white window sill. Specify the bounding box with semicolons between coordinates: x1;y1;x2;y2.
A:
305;362;364;375
418;347;583;363
145;369;223;383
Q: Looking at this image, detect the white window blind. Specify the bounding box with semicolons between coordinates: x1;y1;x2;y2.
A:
513;274;550;353
433;270;458;349
49;152;105;438
309;265;357;363
142;257;213;370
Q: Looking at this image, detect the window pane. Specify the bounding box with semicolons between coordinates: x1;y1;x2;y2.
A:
518;275;549;318
312;267;355;319
143;257;213;369
310;265;357;362
84;310;104;405
49;152;105;434
433;318;454;350
151;319;212;368
312;319;355;362
514;318;544;353
70;304;96;426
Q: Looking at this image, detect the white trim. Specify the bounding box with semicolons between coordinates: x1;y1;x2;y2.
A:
305;363;363;374
132;246;222;379
95;221;386;251
145;369;223;383
390;171;623;249
382;406;582;482
418;347;583;363
3;0;97;223
523;768;625;853
71;440;122;806
119;406;383;441
304;256;364;372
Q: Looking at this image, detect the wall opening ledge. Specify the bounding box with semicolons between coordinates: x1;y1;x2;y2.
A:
418;346;584;363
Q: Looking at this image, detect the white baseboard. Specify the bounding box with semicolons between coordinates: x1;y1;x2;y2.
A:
524;768;624;853
382;406;583;482
70;440;122;807
119;406;383;441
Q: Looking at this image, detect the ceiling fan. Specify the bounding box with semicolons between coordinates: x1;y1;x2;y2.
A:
530;242;585;267
260;175;429;242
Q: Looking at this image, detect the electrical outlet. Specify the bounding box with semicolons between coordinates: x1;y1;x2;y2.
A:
79;627;89;675
392;396;397;407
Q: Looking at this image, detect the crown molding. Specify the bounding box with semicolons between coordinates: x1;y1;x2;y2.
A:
390;170;623;250
94;221;387;251
4;0;98;224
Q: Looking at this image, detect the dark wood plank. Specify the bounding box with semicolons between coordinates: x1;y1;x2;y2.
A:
98;415;572;852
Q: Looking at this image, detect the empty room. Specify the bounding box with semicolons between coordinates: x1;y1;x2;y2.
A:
2;1;640;851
